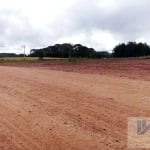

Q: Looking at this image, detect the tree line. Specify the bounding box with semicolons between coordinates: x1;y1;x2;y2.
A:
113;42;150;57
30;42;150;59
0;42;150;58
0;53;25;57
30;43;110;58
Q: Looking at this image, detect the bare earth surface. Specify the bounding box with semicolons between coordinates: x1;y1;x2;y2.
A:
0;59;150;150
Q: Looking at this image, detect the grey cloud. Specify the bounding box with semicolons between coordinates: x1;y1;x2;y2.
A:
1;0;150;53
0;9;44;53
51;0;150;43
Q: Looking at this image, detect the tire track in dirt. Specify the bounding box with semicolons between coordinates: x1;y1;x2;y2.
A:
0;119;42;150
0;66;149;149
0;103;44;150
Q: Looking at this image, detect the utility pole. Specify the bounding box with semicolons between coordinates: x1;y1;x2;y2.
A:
22;45;26;60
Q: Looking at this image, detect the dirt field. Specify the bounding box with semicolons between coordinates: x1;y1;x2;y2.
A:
0;58;149;150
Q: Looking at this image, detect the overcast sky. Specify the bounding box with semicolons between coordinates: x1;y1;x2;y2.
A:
0;0;150;53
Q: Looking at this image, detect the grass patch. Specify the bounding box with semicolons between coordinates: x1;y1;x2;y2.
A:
0;56;149;64
0;57;67;63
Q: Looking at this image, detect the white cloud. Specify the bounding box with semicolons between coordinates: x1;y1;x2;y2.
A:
91;30;119;51
0;0;150;53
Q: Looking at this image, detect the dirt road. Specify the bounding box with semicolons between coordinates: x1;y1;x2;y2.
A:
0;63;150;149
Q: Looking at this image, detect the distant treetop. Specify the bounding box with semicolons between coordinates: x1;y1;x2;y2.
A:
113;41;150;57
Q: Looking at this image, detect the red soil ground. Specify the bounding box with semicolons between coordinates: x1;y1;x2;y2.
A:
0;58;149;150
1;58;150;81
